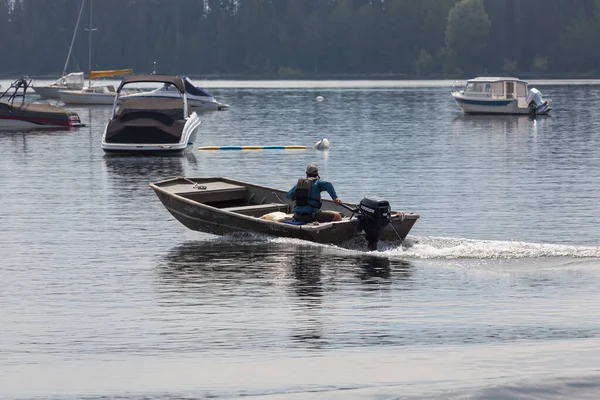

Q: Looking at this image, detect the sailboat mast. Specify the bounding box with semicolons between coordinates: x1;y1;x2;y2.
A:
62;0;85;77
85;0;97;87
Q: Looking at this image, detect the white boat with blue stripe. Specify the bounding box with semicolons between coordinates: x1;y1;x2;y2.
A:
451;77;551;115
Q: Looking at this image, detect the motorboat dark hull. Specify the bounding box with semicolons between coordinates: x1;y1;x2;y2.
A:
0;101;83;131
150;176;419;248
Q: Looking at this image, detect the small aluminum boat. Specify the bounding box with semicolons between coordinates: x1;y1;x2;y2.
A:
150;176;420;250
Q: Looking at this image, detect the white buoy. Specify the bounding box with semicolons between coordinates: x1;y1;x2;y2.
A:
314;138;330;150
316;95;324;102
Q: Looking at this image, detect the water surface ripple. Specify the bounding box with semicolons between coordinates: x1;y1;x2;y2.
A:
1;80;600;399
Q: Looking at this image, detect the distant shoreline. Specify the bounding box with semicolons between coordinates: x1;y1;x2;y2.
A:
2;72;599;81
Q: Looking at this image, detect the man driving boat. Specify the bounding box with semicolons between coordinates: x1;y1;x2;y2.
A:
286;164;343;223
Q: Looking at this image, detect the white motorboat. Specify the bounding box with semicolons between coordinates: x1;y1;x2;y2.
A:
451;77;551;115
101;74;201;154
120;76;229;112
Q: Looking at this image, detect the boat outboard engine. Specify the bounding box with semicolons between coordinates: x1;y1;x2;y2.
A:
358;196;391;251
526;88;551;116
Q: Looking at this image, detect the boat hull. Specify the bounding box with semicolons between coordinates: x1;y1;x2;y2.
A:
31;86;64;100
0;100;83;131
452;95;531;115
0;117;72;131
60;90;116;105
150;177;419;247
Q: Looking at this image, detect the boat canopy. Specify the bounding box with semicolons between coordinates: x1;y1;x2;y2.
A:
89;69;133;80
466;77;525;83
464;78;528;98
117;74;186;93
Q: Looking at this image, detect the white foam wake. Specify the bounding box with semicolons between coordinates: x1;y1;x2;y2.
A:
212;233;600;260
387;236;600;260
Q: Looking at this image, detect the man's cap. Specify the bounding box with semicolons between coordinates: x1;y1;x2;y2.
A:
306;164;319;175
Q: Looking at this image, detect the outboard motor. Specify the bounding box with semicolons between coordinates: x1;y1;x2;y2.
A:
526;88;551;116
358;196;391;251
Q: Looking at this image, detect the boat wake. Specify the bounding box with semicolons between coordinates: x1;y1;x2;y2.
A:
212;233;600;261
384;236;600;260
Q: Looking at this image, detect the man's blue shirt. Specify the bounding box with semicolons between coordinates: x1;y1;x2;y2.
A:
286;178;338;214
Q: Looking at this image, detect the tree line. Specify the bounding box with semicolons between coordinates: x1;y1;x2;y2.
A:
1;0;599;78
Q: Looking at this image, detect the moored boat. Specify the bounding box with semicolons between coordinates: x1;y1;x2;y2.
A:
150;176;420;250
101;74;201;154
59;69;134;105
120;76;229;112
451;77;552;115
0;78;84;131
32;72;85;100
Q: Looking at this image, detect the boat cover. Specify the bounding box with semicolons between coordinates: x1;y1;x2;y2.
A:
89;69;133;80
105;98;186;144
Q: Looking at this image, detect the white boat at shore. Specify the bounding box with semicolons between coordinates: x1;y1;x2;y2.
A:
451;77;552;115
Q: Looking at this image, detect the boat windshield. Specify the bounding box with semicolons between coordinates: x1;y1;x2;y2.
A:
183;78;212;97
157;78;213;97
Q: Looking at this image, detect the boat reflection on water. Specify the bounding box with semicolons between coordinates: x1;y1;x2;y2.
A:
158;240;414;291
157;240;414;349
452;113;537;135
102;153;195;187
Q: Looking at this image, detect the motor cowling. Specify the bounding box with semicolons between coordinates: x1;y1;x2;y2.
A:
358;196;391;251
526;88;551;115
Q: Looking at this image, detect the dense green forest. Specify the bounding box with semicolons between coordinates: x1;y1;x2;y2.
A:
1;0;599;78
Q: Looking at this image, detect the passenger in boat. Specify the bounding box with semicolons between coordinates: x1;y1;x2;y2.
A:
286;164;343;223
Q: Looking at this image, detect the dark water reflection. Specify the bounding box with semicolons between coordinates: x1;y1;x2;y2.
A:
158;241;413;293
157;241;414;350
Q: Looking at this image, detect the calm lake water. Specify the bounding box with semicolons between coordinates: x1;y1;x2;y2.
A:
1;79;600;399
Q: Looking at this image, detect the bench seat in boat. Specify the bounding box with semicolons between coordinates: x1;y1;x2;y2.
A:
222;203;289;217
